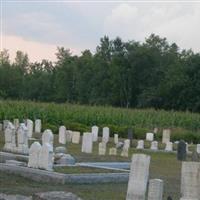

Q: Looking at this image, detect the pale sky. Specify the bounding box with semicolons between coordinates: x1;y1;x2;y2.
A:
1;1;200;62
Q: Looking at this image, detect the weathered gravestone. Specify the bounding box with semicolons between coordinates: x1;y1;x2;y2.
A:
91;125;99;142
165;142;173;151
102;127;110;143
196;144;200;154
3;120;9;130
28;141;42;168
114;134;118;144
127;128;133;147
109;147;117;155
35;119;42;133
13;118;19;129
3;122;16;152
177;140;186;161
162;129;171;144
153;127;158;134
147;179;163;200
38;143;54;171
146;133;154;141
121;140;130;157
72;131;80;144
17;123;29;154
42;129;54;148
136;140;144;150
81;132;93;153
98;142;106;155
58;126;66;144
26;119;33;138
150;141;158;150
180;161;200;199
191;151;199;162
66;130;73;142
126;154;150;200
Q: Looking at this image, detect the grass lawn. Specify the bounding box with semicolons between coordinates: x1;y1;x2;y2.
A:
0;132;182;199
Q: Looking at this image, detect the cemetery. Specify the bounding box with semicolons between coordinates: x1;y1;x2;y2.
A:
0;119;200;200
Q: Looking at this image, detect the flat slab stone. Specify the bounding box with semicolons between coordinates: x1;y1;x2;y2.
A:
0;193;32;200
6;160;26;166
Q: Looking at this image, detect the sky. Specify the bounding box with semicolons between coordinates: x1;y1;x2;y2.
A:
1;1;200;62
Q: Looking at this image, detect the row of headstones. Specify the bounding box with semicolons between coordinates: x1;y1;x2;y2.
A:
126;153;200;200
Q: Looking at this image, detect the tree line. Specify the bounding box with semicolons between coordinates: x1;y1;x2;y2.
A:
0;34;200;112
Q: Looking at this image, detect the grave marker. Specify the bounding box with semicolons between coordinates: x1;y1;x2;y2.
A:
81;132;93;153
147;179;163;200
92;125;99;142
102;127;110;143
59;126;66;144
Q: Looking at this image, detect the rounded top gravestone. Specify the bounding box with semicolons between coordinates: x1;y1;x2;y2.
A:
177;140;186;161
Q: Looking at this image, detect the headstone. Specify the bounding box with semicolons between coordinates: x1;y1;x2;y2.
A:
153;127;158;134
13;119;19;129
146;133;154;141
191;151;199;162
128;128;133;147
58;126;66;144
92;125;99;142
38;143;53;171
177;140;186;161
165;142;173;151
17;123;29;154
116;142;124;149
3;120;9;130
81;132;93;153
3;122;16;152
102;127;110;143
137;140;144;150
150;141;158;150
114;134;118;144
196;144;200;154
98;142;106;155
28;141;41;168
35;119;42;133
42;129;54;148
26;119;33;138
121;141;130;157
71;131;80;144
126;154;150;200
147;179;163;200
66;130;73;142
124;139;130;148
162;129;171;144
180;161;200;199
109;147;117;155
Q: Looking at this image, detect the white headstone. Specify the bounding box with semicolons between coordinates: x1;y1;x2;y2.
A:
28;142;41;168
102;127;110;143
137;140;144;150
124;139;130;148
17;123;29;154
4;122;16;152
126;154;150;200
165;142;173;151
114;134;118;144
58;126;66;144
27;119;33;138
92;125;99;142
150;141;158;150
42;129;54;148
162;129;171;144
3;120;9;130
81;132;93;153
180;162;200;199
109;147;117;155
121;141;129;157
66;130;73;142
13;119;19;129
98;142;106;155
147;179;163;200
35;119;42;133
71;131;80;144
38;143;53;171
196;144;200;154
146;133;154;141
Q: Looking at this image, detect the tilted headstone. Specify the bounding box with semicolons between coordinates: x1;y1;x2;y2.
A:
58;126;66;144
28;142;41;168
35;119;42;133
17;123;29;154
42;129;54;148
162;129;171;144
38;143;53;171
92;125;99;142
177;140;186;161
27;119;33;138
165;142;173;151
128;128;133;147
3;122;16;152
102;127;110;143
147;179;163;200
81;132;93;153
196;144;200;154
114;134;118;144
66;130;73;142
98;142;106;155
150;141;158;150
13;119;19;129
146;133;154;141
126;154;150;200
109;147;117;155
180;162;200;199
137;140;144;150
71;131;80;144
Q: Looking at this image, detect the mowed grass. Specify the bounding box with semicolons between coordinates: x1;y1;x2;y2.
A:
0;133;181;200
